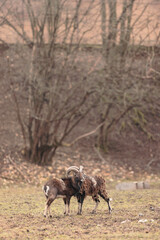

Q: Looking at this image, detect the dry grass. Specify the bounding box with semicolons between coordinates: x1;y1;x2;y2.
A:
0;184;160;239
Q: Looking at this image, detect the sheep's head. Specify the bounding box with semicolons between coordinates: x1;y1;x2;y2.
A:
66;166;85;184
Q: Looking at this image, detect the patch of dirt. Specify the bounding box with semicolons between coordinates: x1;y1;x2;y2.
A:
0;187;160;240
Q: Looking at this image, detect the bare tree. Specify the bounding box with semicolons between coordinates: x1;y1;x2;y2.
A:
98;0;159;152
3;0;99;164
1;0;160;161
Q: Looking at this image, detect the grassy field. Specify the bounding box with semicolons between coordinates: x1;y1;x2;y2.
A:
0;184;160;240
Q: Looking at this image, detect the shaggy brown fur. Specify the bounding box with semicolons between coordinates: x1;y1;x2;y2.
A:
78;175;112;214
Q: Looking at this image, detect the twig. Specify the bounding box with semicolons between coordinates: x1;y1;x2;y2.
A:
62;122;105;147
87;56;101;76
93;146;106;163
7;156;31;183
150;68;160;76
0;176;15;181
146;158;157;169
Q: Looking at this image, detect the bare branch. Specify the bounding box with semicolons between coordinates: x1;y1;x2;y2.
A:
7;156;30;183
62;121;105;147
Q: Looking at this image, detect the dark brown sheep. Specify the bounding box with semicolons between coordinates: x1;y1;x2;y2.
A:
42;166;84;217
66;166;112;215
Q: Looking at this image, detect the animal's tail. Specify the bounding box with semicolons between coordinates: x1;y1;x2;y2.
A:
42;185;50;197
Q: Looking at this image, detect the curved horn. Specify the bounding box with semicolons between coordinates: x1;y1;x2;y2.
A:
66;166;79;177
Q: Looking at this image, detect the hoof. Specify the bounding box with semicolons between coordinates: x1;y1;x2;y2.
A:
91;211;96;214
77;212;82;215
64;213;69;216
109;208;112;214
44;215;46;218
49;215;52;218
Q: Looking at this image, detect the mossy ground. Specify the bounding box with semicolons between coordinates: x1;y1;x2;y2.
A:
0;184;160;240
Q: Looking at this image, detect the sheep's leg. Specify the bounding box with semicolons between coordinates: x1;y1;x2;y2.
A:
48;205;51;217
67;197;71;215
44;196;56;218
78;202;82;215
77;193;85;215
63;197;71;215
91;195;100;214
63;198;67;215
44;204;48;217
99;192;112;214
106;198;112;214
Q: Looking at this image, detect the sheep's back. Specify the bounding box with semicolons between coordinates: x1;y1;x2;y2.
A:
80;178;98;195
43;178;66;195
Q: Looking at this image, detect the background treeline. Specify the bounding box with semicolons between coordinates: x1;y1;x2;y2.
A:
0;0;160;164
